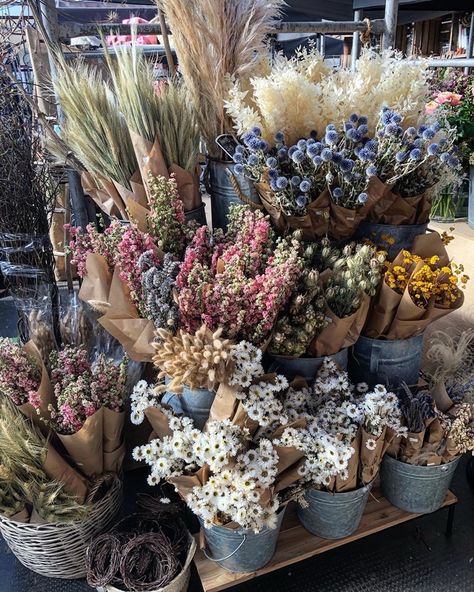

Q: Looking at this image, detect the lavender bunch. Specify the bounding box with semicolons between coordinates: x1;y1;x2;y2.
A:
140;253;180;333
399;384;436;433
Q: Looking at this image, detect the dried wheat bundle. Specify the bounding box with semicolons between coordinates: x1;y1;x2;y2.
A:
153;325;234;393
159;0;284;157
425;329;474;385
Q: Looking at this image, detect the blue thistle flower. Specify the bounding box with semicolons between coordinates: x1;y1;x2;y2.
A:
413;138;423;148
312;156;323;167
422;128;436;140
447;156;460;168
358;124;369;136
307;138;316;145
233;153;243;163
357;192;368;204
242;132;255;145
291;150;305;164
266;157;277;168
440;152;450;163
299;180;311;192
406;127;417;137
418;125;427;134
274;131;285;143
277;148;288;159
234;164;244;175
251;126;262;136
385;123;399;136
365;139;378;151
392;113;402;124
276;176;289;190
247;137;261;151
409;148;422;161
349;113;359;123
259;139;268;151
427;143;439;156
344;122;353;132
270;179;278;191
340;159;354;172
268;168;278;179
321;148;333;162
326;123;337;131
395;151;408;162
382;110;394;125
291;175;301;187
248;154;259;166
288;145;298;158
332;152;343;164
307;144;319;157
235;145;244;154
358;148;371;162
296;194;308;208
366;165;377;176
346;128;362;142
358;116;368;125
297;139;307;150
377;129;385;138
367;151;376;161
332;187;343;199
325;130;339;144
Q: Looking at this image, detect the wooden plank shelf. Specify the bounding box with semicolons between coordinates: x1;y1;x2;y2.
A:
194;489;457;592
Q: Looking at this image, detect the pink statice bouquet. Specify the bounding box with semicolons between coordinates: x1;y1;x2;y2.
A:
0;338;41;406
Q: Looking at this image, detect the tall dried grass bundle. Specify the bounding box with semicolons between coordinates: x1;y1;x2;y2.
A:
52;57;137;190
105;44;200;171
425;329;474;385
159;0;284;157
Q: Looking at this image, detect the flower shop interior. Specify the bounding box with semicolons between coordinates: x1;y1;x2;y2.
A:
1;0;474;591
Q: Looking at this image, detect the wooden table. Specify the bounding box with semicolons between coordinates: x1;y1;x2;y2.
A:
194;490;457;592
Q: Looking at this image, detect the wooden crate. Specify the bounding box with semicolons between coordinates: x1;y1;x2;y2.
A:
194;489;457;592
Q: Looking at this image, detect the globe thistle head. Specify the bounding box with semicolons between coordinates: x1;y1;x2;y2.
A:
358;148;371;162
349;113;359;123
427;143;439;156
395;151;408;163
274;131;285;143
418;125;427;135
332;152;343;165
332;187;343;199
307;138;316;145
358;115;368;125
340;158;354;173
357;192;368;204
291;150;305;164
312;155;323;167
276;176;289;189
251;126;262;136
447;156;460;168
248;154;259;166
385;123;399;136
266;156;277;168
346;128;362;142
297;139;307;151
277;147;288;159
321;148;333;162
406;127;417;137
259;139;269;151
233;152;243;163
409;148;422;161
247;137;261;151
234;163;244;175
288;145;298;158
307;143;320;157
235;145;244;155
299;180;311;192
296;194;308;208
440;151;450;163
392;113;402;124
358;124;369;136
268;168;278;179
413;138;423;148
366;165;377;177
325;129;339;145
365;139;378;152
291;175;301;187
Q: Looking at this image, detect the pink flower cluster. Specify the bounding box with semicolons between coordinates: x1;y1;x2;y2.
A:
426;91;463;115
0;338;41;406
176;206;302;344
47;347;128;434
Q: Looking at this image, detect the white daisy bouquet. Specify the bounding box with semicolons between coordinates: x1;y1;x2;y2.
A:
130;385;305;533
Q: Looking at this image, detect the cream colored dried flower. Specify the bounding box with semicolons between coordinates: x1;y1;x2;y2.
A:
153;325;235;393
447;403;474;455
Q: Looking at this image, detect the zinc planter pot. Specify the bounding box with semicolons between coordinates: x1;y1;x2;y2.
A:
161;384;215;430
199;508;285;573
269;348;348;382
297;483;373;540
349;334;424;389
380;455;461;514
353;221;428;261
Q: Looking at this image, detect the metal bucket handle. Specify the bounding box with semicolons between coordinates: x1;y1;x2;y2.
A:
225;170;264;210
202;533;247;563
369;341;381;375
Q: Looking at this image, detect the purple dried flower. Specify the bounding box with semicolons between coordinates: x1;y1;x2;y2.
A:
234;163;244;175
321;148;333;162
296;194;308;208
325;130;339;144
291;175;301;186
275;131;285;143
409;148;422;161
297;139;307;150
299;180;311;192
332;187;343;199
291;150;305;164
266;157;277;168
357;192;368;204
276;176;289;189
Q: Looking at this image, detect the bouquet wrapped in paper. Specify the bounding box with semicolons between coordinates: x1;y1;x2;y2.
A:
364;233;467;340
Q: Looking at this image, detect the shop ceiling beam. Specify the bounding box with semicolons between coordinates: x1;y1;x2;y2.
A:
57;19;387;41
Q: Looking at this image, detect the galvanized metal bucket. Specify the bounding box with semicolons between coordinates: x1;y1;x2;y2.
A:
353;221;428;261
297;482;373;539
199;508;285;573
349;334;424;389
206;159;261;231
184;203;207;226
381;455;460;514
180;385;215;430
269;348;348;382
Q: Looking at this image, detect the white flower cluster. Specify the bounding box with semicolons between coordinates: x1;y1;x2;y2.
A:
187;438;281;533
133;416;248;487
274;427;354;487
229;341;289;426
130;380;162;425
360;384;406;437
312;359;355;406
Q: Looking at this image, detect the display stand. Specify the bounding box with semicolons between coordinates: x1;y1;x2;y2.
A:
194;489;457;592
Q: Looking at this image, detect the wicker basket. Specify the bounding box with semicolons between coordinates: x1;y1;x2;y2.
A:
0;474;122;579
105;533;197;592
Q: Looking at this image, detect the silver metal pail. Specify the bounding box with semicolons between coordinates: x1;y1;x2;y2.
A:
297;482;373;539
380;455;460;514
349;334;424;388
206;158;261;232
353;221;428;261
184;203;207;226
180;385;215;430
269;348;348;382
199;508;285;573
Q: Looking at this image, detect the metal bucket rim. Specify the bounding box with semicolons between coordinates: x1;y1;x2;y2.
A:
182;385;215;394
199;506;285;536
358;221;429;231
356;333;424;346
383;454;460;472
271;348;347;363
305;481;373;501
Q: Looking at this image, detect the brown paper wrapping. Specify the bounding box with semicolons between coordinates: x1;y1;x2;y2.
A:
78;253;113;312
103;408;125;472
10;508;30;523
383;426;402;458
400;430;426;463
81;171;127;219
430;383;454;413
360;427;386;484
169;465;210;500
309;295;370;356
208;382;259;435
335;430;361;492
18;340;53;422
256;183;329;240
367;178;432;225
144;406;173;438
43;442;89;502
58;407;104;478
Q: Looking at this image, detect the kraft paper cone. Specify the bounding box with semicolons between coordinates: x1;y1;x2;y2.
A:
126;198;152;233
19;340;53;421
425;416;444;446
360;427;386;484
430;383;454;413
274;458;305;493
169;465;210;499
103;408;125;472
30;509;46;524
364;281;403;338
145;407;173;438
78;253;113;311
169;164;201;212
328;202;359;241
335;430;361;492
113;179;148;210
383;426;402;458
58;408;104;478
400;430;426;463
104;443;126;473
367;178;416;225
10;508;30;523
130;170;148;205
208;382;259;434
81;171;126;219
310;296;369;356
411;232;449;264
129;131;168;180
43;442;89;502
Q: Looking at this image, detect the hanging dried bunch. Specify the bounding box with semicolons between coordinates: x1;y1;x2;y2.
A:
152;325;234;393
